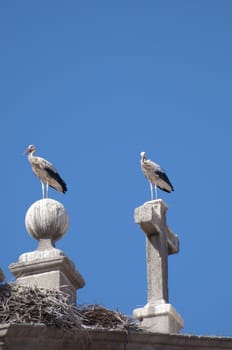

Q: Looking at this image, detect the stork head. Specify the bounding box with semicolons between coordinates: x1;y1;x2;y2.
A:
24;144;36;155
140;151;146;161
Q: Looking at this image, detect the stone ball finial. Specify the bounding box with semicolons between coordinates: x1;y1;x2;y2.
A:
25;199;69;242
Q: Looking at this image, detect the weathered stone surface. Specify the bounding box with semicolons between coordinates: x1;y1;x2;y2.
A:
9;255;85;304
1;324;232;350
133;199;183;333
133;303;183;334
134;199;179;254
25;199;69;242
9;199;85;304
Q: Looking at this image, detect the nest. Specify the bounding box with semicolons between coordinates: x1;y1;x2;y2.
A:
0;283;139;332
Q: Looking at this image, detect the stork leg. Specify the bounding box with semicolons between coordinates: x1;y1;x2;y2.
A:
46;182;49;198
149;181;154;201
154;184;158;200
41;181;45;199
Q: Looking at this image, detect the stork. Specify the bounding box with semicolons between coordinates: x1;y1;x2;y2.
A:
140;151;174;200
24;144;67;198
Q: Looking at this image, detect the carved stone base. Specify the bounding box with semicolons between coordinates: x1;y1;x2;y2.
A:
133;303;184;334
9;245;85;305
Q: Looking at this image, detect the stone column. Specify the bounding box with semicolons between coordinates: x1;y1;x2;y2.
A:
133;199;183;333
9;199;85;304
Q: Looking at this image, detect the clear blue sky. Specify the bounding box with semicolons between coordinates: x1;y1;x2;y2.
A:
1;0;232;336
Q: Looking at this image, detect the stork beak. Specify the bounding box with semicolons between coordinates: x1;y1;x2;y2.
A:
23;147;29;155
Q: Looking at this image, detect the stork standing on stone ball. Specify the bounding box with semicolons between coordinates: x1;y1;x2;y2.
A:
140;151;174;200
24;145;67;198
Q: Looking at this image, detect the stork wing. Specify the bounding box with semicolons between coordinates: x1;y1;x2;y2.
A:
31;156;56;172
45;166;67;193
155;168;174;192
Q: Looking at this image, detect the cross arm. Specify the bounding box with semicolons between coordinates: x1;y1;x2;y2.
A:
134;200;179;255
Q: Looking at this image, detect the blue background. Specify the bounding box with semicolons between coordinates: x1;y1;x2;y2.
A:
1;1;232;336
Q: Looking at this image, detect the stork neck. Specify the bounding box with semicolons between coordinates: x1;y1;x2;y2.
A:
28;150;35;160
142;155;147;162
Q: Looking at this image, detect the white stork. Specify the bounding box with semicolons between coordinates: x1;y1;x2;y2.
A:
140;151;174;200
24;144;67;198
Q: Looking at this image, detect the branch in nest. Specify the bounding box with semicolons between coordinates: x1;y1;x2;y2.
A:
0;284;141;332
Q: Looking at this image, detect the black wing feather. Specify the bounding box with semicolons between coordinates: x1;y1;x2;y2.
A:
155;169;174;192
45;167;67;193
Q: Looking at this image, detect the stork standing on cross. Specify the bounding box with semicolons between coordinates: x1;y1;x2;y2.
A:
140;151;174;200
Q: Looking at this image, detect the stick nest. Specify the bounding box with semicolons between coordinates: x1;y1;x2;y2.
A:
0;283;139;331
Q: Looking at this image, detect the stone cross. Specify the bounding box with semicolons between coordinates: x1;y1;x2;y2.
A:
133;199;183;333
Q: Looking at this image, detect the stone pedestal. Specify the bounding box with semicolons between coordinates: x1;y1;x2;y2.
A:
9;199;85;304
133;199;183;333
